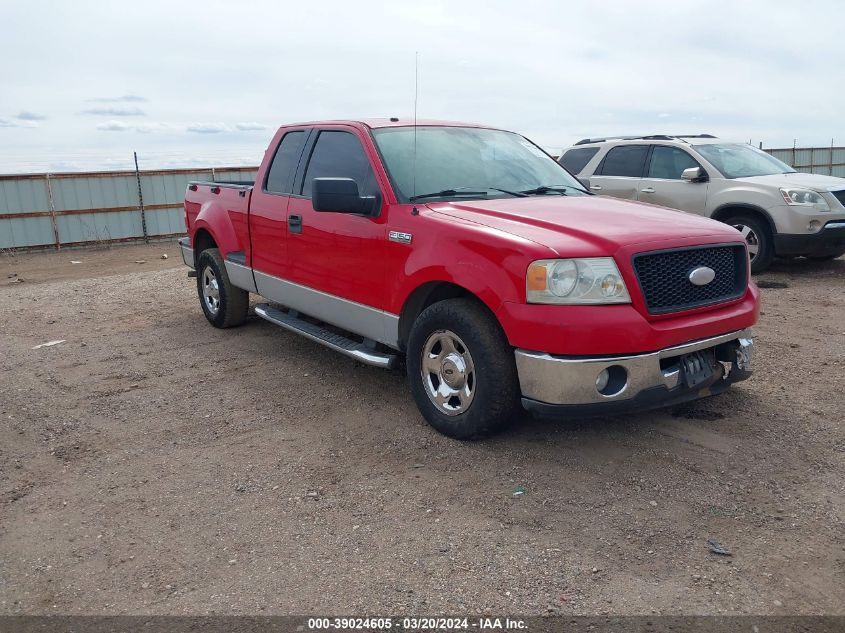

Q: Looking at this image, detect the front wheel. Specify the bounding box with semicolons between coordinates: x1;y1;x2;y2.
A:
196;248;249;328
724;214;774;273
406;298;520;440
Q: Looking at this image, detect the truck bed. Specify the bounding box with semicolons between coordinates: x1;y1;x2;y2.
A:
184;181;254;253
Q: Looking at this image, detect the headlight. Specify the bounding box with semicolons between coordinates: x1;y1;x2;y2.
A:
780;187;829;209
526;258;631;304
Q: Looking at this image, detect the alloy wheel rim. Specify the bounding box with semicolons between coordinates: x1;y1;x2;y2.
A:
733;223;760;262
202;267;220;315
420;329;476;416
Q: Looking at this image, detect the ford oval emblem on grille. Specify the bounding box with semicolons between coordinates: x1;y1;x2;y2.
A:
688;266;716;286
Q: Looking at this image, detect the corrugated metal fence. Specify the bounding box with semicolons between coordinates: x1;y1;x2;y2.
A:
766;146;845;178
0;166;258;250
1;146;843;250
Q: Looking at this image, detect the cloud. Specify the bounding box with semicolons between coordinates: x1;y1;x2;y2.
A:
96;120;134;132
0;117;38;128
95;120;177;133
16;111;47;121
82;107;146;116
186;122;231;134
235;122;268;131
89;95;147;103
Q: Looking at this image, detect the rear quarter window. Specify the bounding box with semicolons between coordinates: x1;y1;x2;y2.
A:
265;131;307;194
559;147;599;175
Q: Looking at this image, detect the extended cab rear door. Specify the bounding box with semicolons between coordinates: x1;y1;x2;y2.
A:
588;144;649;200
249;128;310;277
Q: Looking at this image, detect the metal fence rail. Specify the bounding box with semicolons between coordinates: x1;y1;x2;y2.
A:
0;166;258;250
765;146;845;178
1;146;842;250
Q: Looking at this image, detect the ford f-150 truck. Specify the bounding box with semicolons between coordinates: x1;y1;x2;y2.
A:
179;119;758;439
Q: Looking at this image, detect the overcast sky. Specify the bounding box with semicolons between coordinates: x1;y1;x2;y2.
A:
1;0;842;174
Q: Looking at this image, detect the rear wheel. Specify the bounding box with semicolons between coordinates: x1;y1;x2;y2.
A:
724;214;773;273
406;298;520;440
196;248;249;328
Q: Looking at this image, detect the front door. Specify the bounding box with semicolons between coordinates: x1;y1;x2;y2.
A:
281;127;390;341
638;145;709;214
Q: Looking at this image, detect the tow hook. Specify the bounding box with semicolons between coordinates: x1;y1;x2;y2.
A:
735;337;753;370
730;337;754;382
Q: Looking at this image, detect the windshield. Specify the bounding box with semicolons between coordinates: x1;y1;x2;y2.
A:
695;143;796;179
372;126;588;202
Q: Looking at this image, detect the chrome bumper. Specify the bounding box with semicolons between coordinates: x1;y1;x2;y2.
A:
515;329;753;407
179;237;194;269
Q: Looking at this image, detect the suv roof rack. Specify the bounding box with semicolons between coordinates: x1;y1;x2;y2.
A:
574;134;716;146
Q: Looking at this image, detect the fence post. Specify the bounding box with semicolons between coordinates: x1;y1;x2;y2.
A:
831;138;835;176
45;174;60;250
133;151;149;243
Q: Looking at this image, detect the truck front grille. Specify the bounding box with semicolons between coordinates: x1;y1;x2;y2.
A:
633;244;747;315
832;190;845;207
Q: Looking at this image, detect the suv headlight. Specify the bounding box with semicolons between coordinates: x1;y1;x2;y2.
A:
526;258;631;304
780;187;830;210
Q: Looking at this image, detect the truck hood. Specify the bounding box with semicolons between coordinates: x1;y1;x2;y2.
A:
426;195;737;256
737;172;845;192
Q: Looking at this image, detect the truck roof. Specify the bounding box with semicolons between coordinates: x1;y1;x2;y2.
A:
280;118;494;130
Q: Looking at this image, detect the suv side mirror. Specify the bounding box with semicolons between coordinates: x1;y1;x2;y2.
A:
681;167;707;182
312;177;377;214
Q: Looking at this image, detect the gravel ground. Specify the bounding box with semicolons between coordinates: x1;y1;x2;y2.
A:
0;243;843;616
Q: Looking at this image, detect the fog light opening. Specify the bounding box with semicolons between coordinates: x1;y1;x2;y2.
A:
596;365;627;397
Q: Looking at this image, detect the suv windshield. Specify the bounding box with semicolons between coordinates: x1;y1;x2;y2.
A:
372;126;588;202
695;143;796;179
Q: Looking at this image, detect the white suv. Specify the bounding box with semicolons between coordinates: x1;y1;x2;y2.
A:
559;135;845;272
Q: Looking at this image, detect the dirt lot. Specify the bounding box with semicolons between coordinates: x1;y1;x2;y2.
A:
0;242;842;616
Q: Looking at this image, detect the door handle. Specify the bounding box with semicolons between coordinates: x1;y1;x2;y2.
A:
288;214;302;234
640;187;655;194
590;184;602;190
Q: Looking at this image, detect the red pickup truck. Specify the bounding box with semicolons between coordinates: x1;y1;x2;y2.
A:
179;119;758;439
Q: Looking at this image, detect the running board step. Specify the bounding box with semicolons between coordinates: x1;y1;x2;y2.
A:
254;304;398;369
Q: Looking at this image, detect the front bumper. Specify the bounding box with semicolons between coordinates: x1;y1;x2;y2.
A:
774;221;845;257
516;329;753;418
179;237;194;269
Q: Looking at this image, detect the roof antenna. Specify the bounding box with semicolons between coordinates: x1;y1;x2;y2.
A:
412;51;419;206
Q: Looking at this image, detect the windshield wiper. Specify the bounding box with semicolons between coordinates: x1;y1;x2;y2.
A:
409;189;489;201
520;184;584;196
487;187;528;197
409;186;527;201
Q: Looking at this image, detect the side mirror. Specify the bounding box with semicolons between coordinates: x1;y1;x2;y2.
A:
312;177;377;214
681;167;707;182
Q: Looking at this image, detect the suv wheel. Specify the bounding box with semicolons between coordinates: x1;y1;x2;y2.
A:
725;214;774;273
406;298;520;440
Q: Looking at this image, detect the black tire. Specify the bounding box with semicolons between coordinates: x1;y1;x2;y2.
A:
723;214;774;273
406;298;520;440
196;248;249;328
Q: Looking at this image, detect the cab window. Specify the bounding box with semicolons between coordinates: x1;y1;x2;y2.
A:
265;131;306;194
301;131;378;198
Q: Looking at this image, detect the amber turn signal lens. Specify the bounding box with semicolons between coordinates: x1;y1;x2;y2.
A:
526;263;547;291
